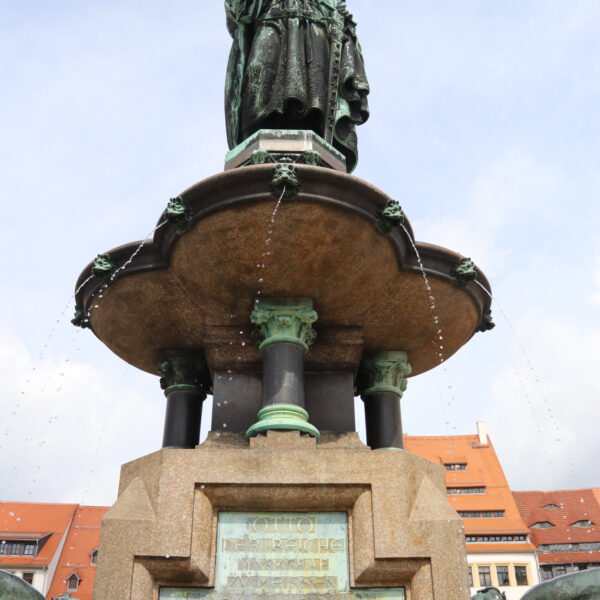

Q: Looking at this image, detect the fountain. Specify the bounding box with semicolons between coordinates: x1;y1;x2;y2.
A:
73;2;494;599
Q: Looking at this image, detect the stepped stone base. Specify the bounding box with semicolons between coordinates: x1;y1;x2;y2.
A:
94;432;471;600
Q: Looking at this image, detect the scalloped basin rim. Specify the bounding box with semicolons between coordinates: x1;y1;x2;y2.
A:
74;165;492;378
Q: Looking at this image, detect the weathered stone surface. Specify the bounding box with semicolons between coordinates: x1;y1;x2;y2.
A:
94;432;471;600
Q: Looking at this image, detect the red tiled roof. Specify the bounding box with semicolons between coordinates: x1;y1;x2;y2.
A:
46;505;109;600
0;502;77;567
405;434;535;552
513;489;600;546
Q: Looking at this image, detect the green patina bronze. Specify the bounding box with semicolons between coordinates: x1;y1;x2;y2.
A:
156;349;210;395
246;404;320;439
377;200;405;233
271;163;300;197
451;257;477;287
0;570;45;600
251;148;271;165
478;310;496;332
165;196;192;233
303;149;322;166
250;147;322;169
471;587;506;600
357;351;412;398
251;298;318;353
224;0;370;173
71;307;89;329
520;568;600;600
91;253;114;279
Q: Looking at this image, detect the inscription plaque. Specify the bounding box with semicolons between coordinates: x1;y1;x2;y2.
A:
160;511;405;600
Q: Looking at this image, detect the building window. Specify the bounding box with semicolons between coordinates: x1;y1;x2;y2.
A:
571;520;595;527
554;565;566;577
496;566;509;586
447;486;485;495
465;534;527;543
468;566;473;587
515;565;529;585
0;540;38;556
541;566;553;580
22;573;34;584
538;541;600;553
445;463;467;470
531;521;555;529
91;548;98;565
458;510;505;518
478;566;492;586
543;503;559;509
67;573;80;592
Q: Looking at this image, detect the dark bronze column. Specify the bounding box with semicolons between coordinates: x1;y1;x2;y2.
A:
246;298;320;439
358;351;412;450
156;349;210;449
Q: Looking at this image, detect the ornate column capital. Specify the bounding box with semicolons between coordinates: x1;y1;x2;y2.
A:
358;351;412;398
251;298;318;353
156;349;210;396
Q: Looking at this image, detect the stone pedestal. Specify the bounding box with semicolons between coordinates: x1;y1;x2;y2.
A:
94;432;470;600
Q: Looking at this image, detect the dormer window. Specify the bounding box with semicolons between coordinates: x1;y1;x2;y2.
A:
90;548;99;565
543;503;559;509
67;572;80;592
531;521;554;529
571;520;595;527
444;463;467;471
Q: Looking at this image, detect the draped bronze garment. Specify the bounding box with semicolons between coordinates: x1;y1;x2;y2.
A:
225;0;369;172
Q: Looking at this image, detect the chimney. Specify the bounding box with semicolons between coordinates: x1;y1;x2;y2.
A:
476;421;488;445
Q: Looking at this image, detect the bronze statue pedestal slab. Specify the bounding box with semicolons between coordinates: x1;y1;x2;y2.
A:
224;129;347;171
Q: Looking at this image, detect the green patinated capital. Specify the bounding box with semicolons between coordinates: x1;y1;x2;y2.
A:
156;348;210;396
246;404;320;440
251;298;318;353
358;351;412;398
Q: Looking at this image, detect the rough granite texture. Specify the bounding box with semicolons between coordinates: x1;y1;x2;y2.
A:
94;432;471;600
85;164;485;378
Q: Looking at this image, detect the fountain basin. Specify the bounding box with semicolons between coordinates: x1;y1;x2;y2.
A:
74;164;492;377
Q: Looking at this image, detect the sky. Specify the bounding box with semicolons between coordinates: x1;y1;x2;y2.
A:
1;0;599;506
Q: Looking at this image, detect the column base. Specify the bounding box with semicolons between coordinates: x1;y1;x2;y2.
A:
246;404;320;440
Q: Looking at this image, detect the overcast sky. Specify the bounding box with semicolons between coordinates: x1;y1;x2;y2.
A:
1;1;599;506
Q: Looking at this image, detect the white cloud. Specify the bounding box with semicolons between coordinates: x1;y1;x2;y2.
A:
0;328;163;506
589;253;600;306
484;311;600;490
413;150;562;274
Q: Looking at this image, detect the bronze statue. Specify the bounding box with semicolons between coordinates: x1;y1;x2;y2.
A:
225;0;370;172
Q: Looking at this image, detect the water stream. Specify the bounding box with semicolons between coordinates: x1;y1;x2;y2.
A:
83;219;168;326
474;279;576;483
399;223;457;455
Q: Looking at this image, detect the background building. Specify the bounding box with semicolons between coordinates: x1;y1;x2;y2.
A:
5;426;599;598
46;505;107;600
0;502;107;599
513;488;600;581
406;422;539;600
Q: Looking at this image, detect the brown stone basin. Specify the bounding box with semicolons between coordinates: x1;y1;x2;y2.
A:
74;165;492;378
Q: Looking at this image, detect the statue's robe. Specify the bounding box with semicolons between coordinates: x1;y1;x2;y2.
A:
225;0;369;172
